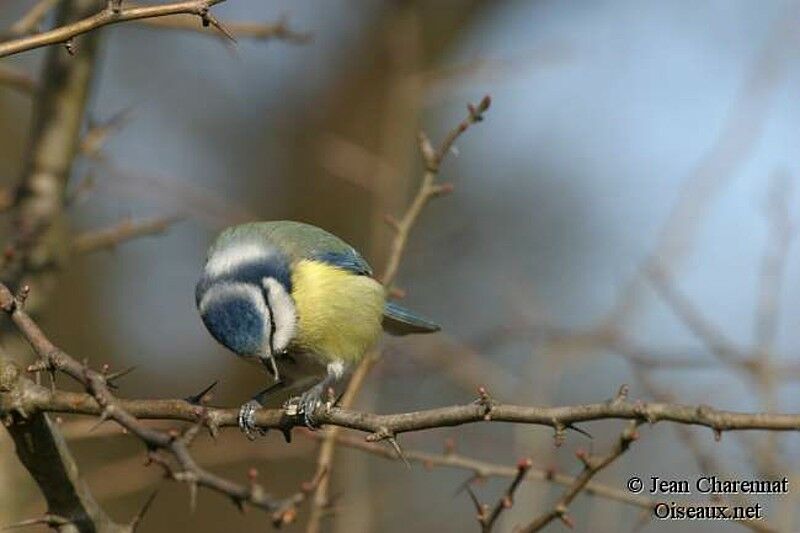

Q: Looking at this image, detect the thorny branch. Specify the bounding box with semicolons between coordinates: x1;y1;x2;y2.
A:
1;285;799;528
470;457;532;532
306;95;491;532
0;283;311;527
0;0;306;58
520;422;641;532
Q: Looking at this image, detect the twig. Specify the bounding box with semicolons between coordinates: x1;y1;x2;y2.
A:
0;0;233;58
306;96;491;532
477;458;532;532
520;423;640;532
303;431;653;512
72;215;182;254
381;95;490;287
6;0;60;37
135;11;310;43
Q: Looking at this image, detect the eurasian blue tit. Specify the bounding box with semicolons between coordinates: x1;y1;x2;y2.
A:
195;220;440;436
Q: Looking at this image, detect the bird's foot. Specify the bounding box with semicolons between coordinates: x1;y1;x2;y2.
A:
284;384;329;429
238;399;267;440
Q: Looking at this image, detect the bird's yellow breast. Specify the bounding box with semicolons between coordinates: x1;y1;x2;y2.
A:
290;260;385;362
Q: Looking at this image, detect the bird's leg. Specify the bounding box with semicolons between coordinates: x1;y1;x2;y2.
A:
237;379;285;440
285;361;345;429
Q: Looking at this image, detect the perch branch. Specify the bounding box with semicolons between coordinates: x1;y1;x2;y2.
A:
0;284;309;526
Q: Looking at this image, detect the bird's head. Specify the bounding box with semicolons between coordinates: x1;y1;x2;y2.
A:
195;237;297;364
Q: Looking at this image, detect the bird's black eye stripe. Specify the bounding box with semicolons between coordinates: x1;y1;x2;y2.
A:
263;287;277;355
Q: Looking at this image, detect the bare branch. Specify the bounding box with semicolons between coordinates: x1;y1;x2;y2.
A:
307;96;491;532
72;215;182;254
0;295;796;530
0;284;307;525
381;94;490;287
303;431;654;513
478;458;532;532
135;11;311;43
520;423;640;532
0;0;229;58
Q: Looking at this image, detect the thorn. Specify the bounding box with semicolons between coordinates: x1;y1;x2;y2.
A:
88;407;114;432
714;428;722;442
64;38;75;55
230;496;246;514
2;514;71;530
184;380;218;405
106;365;136;389
280;426;292;444
203;11;237;43
388;436;410;468
464;484;482;515
129;489;159;531
565;423;593;440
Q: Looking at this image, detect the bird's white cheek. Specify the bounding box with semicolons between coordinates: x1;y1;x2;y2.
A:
263;277;297;353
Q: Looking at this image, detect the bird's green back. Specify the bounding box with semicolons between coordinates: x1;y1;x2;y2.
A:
211;221;374;275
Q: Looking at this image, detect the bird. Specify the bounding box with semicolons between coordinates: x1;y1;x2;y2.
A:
195;220;440;437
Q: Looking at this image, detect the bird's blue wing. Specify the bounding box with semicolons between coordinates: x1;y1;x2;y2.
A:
382;301;441;335
313;249;374;276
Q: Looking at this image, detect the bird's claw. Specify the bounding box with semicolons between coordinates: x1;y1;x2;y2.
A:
238;400;267;440
284;386;328;429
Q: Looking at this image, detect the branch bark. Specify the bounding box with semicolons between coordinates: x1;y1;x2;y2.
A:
0;3;130;531
0;0;231;58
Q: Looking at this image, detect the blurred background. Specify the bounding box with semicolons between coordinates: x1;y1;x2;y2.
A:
1;0;800;531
